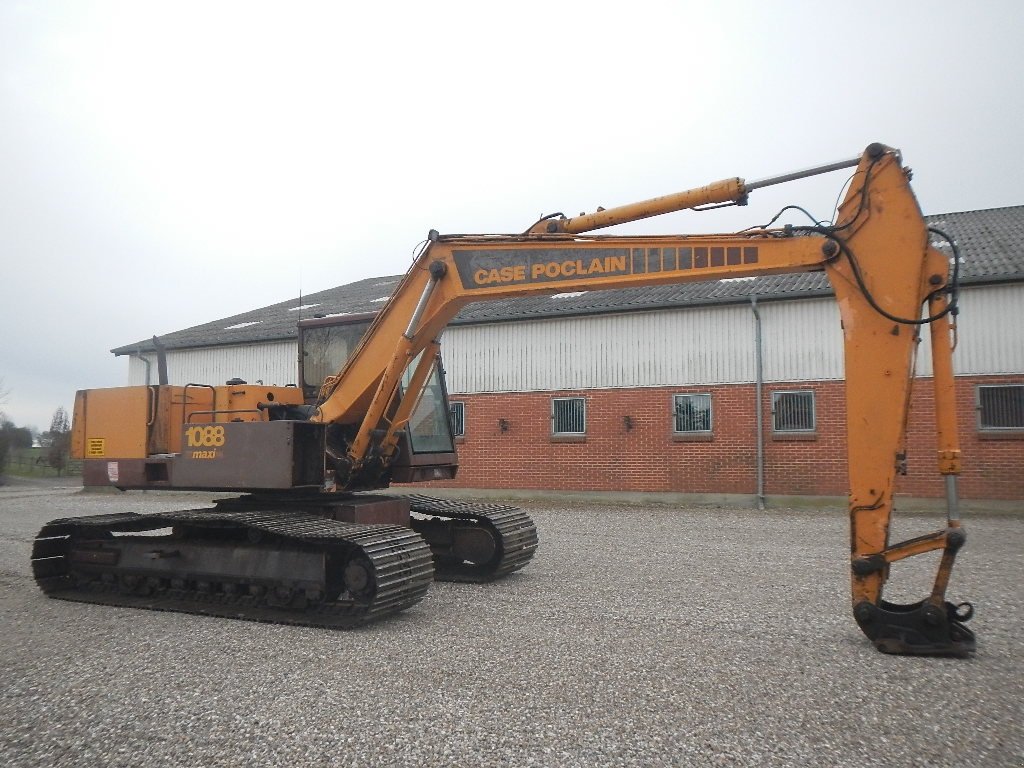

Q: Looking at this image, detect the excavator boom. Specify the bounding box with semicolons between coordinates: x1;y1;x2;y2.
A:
312;143;973;655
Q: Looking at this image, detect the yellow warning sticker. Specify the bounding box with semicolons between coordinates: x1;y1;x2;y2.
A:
87;438;105;457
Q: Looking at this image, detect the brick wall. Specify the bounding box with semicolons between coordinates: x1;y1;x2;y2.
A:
420;375;1024;500
900;375;1024;500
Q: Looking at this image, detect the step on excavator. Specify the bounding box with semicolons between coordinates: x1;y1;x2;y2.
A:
34;143;975;655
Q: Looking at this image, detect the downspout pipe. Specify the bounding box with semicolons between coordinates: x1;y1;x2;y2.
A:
750;296;766;511
135;347;152;386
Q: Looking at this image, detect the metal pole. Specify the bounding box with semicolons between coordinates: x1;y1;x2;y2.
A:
745;156;862;191
135;348;152;386
751;296;766;511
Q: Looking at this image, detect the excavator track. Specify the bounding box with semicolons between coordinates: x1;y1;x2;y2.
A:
404;495;538;583
30;508;434;629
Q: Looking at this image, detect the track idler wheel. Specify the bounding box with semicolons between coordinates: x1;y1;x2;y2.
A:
853;599;976;657
342;557;376;602
413;519;499;566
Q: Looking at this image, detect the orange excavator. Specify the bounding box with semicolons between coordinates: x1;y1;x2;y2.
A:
37;143;974;655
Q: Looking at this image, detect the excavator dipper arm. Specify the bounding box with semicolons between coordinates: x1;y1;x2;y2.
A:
312;143;973;655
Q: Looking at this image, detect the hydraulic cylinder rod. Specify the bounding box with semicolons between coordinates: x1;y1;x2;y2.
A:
745;155;861;191
533;154;862;235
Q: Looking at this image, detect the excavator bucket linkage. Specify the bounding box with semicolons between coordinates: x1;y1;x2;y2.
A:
854;599;975;657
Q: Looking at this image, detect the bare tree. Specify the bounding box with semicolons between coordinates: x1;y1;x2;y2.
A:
47;407;71;476
0;426;8;480
0;380;10;479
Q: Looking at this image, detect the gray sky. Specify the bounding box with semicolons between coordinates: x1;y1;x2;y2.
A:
1;0;1021;431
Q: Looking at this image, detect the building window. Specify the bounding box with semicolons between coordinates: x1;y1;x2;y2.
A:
552;397;586;435
772;390;815;432
673;393;712;433
978;385;1024;430
449;401;465;437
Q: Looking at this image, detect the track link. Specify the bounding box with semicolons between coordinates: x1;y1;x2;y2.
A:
404;495;538;582
31;508;434;628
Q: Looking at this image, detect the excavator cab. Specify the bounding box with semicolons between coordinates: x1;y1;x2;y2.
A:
299;313;377;403
298;314;459;485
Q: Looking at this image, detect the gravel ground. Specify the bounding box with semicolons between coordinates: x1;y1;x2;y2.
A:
0;479;1021;767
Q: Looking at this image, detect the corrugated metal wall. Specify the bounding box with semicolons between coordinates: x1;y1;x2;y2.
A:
915;284;1024;375
444;299;847;392
127;341;298;387
444;284;1023;393
125;284;1022;390
447;304;754;391
759;299;844;382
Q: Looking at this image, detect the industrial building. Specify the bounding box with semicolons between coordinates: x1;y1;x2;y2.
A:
114;206;1024;502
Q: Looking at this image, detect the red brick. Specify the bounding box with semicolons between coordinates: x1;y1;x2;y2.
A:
414;377;1023;499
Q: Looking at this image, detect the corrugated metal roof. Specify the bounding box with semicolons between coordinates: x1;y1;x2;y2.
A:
114;276;405;355
113;206;1024;355
925;207;1024;280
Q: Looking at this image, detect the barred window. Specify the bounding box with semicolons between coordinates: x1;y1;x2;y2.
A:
673;393;712;433
978;385;1024;430
552;397;586;435
449;401;465;437
772;390;815;432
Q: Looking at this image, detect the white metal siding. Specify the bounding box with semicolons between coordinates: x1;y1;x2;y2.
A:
443;304;765;393
127;341;298;387
759;299;844;382
442;285;1021;393
914;284;1024;376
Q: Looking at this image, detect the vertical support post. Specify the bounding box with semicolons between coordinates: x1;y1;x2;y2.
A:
750;297;766;511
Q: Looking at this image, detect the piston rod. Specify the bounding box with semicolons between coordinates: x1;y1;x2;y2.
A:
745;155;862;191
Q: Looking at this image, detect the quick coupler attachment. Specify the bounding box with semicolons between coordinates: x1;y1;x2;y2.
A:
853;599;976;657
